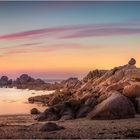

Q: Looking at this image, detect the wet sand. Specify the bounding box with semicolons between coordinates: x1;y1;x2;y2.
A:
0;114;140;139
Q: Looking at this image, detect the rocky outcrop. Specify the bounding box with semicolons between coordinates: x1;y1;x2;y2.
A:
34;58;140;121
61;77;82;91
83;69;107;82
1;58;139;120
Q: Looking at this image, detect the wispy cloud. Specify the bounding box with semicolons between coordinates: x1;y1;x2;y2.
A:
61;28;140;39
0;43;84;57
0;20;140;40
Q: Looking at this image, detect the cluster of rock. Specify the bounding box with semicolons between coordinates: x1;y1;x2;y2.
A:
28;77;82;104
0;74;63;91
0;76;12;87
33;58;140;121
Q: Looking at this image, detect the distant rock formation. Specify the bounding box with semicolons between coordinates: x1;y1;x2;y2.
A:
0;74;63;90
34;58;140;121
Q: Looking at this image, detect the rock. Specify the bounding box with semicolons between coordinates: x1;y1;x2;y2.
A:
106;81;130;92
87;91;135;119
76;105;91;118
106;70;125;85
40;122;64;131
0;76;9;86
83;69;107;82
43;107;60;121
84;97;98;107
60;109;74;120
34;79;45;84
8;79;12;85
60;114;74;120
30;108;40;114
35;112;47;121
123;84;140;98
61;77;82;89
128;58;136;65
134;98;140;114
1;76;8;81
48;94;64;106
124;69;140;79
48;91;71;106
28;95;50;104
80;93;93;103
19;74;32;84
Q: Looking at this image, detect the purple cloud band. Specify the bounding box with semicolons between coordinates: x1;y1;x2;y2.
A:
0;43;83;57
0;21;140;40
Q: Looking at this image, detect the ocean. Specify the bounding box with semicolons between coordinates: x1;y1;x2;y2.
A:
0;87;53;115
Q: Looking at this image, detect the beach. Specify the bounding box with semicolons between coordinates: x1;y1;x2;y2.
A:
0;114;140;139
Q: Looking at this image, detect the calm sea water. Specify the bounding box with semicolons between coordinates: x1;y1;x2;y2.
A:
0;88;53;115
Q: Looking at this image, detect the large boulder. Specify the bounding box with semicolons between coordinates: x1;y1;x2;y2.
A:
128;58;136;65
87;91;135;119
123;84;140;98
36;107;60;121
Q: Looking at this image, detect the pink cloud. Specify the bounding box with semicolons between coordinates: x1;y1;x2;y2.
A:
61;28;140;39
0;43;84;57
0;20;140;40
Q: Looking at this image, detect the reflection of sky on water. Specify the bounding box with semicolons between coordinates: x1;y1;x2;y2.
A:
0;88;53;115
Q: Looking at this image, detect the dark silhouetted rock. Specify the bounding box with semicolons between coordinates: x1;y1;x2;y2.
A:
19;74;32;84
60;109;74;120
30;108;40;114
0;76;9;86
40;122;64;131
76;105;91;118
35;112;47;121
134;97;140;114
36;107;60;121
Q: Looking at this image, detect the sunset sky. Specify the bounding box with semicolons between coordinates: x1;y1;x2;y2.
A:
0;1;140;79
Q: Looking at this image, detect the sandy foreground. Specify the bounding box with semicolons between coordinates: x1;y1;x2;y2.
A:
0;114;140;139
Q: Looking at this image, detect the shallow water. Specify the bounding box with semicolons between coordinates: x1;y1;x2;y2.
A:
0;88;53;115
